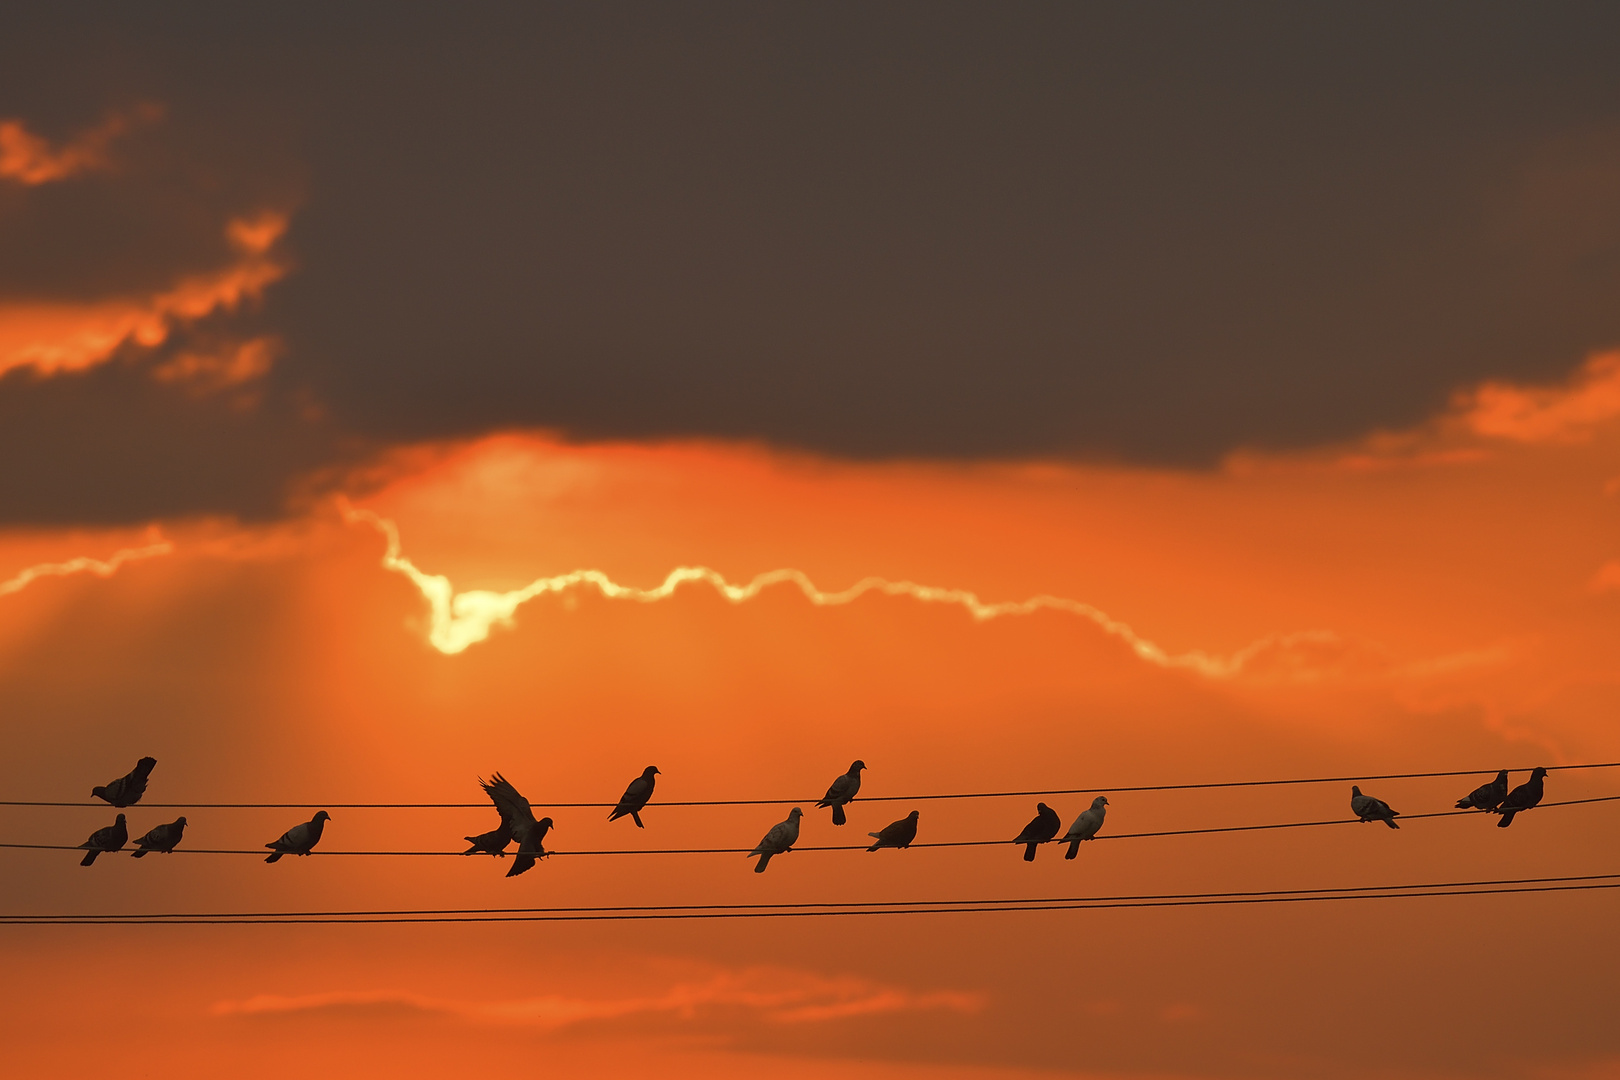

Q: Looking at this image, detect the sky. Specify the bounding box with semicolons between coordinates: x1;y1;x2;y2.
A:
2;5;1619;1079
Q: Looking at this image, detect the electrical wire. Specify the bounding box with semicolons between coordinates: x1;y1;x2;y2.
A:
3;795;1615;857
1;762;1612;810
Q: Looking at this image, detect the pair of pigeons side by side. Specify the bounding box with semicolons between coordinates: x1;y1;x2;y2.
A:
77;757;188;865
1455;767;1548;827
1012;797;1110;862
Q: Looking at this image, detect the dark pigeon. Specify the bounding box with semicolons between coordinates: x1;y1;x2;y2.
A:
1350;785;1400;829
816;760;866;826
1456;771;1509;812
462;820;512;857
748;807;803;873
1060;796;1109;860
867;810;919;851
1013;802;1062;861
265;811;331;863
79;814;128;866
608;766;660;828
130;817;187;857
479;774;554;877
91;757;157;808
1495;767;1549;828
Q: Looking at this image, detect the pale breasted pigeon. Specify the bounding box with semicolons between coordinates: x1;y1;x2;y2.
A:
816;760;866;826
608;766;660;828
748;807;803;872
1350;786;1399;829
1455;771;1509;812
1014;802;1062;861
91;757;157;808
1060;796;1109;859
265;810;331;862
131;817;187;857
1495;767;1548;828
79;814;128;866
479;773;554;877
867;810;919;851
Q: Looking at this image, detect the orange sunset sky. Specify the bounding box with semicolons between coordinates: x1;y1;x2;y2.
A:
3;7;1620;1080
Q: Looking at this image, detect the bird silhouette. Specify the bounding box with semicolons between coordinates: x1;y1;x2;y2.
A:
1495;767;1548;828
608;766;660;828
1060;796;1109;859
1455;770;1509;812
265;811;330;863
867;810;919;851
1350;786;1400;829
91;757;157;808
748;807;803;872
479;774;554;877
78;814;128;866
816;760;866;826
130;817;187;857
461;819;511;857
1013;802;1062;861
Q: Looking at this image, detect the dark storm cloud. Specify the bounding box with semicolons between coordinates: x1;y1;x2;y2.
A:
3;2;1620;522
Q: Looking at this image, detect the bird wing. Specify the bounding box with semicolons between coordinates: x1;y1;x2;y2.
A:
819;774;855;806
1013;815;1045;843
275;821;311;850
617;775;651;810
482;774;538;831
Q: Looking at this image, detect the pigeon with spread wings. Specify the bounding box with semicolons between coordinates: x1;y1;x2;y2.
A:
480;773;554;877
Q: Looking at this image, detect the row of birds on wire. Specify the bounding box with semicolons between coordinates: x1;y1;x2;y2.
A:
59;758;1552;875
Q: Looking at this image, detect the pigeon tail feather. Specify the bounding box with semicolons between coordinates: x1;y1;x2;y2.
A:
1497;810;1518;828
265;851;284;863
754;852;772;873
1065;840;1080;859
1023;842;1038;862
832;804;846;826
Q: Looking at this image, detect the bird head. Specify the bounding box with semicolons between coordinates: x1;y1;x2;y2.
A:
1531;767;1548;779
907;810;920;821
313;810;331;823
114;813;126;824
1351;786;1363;797
90;785;108;799
850;760;867;773
645;766;661;777
537;817;555;831
175;816;188;827
1093;796;1109;808
1036;802;1051;812
788;807;804;819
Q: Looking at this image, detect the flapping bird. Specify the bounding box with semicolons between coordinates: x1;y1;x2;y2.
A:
461;819;511;857
130;817;187;857
91;757;157;808
748;807;803;873
816;760;866;826
479;773;554;877
1455;771;1509;812
1350;786;1400;829
608;766;660;828
1495;767;1548;828
78;814;128;866
265;810;331;863
867;810;919;851
1014;802;1062;861
1060;796;1109;860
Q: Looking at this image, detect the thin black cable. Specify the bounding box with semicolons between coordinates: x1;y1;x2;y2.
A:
2;761;1614;810
2;882;1617;924
3;795;1615;857
7;871;1616;922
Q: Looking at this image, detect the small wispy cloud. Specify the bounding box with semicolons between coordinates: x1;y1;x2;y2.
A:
0;538;173;600
210;967;983;1030
0;104;162;186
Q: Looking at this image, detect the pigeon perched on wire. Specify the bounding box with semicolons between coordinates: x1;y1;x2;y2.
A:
748;807;803;873
816;760;866;826
130;817;187;857
78;814;128;866
1350;786;1400;829
867;810;919;851
1495;767;1548;828
461;818;511;857
479;774;554;877
265;811;331;863
91;757;157;808
608;766;660;828
1060;796;1109;859
1014;802;1062;861
1455;771;1509;812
